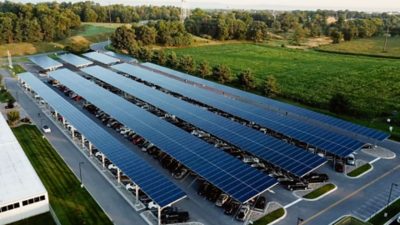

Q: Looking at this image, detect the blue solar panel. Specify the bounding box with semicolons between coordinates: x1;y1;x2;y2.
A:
143;63;389;141
19;72;186;208
29;55;63;70
82;66;326;177
48;69;277;203
58;53;93;68
82;52;120;65
113;63;365;158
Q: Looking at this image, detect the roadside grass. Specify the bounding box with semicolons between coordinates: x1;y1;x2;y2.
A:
303;183;336;199
334;216;371;225
0;75;14;103
8;212;55;225
369;197;400;225
253;208;285;225
347;163;372;177
319;37;400;58
170;43;400;137
12;125;113;225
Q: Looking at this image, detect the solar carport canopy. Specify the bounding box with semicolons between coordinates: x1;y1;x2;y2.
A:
58;53;93;68
19;72;186;208
49;68;277;203
83;52;120;65
143;63;389;141
113;63;365;158
29;55;63;70
82;66;326;177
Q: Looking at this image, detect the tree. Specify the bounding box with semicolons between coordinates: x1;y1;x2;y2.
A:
213;64;232;84
263;76;279;97
7;110;20;126
330;28;343;44
179;55;196;74
111;26;137;51
272;20;282;33
329;93;351;114
197;60;211;78
135;25;157;45
64;38;90;54
247;21;268;42
166;52;179;68
138;47;153;62
153;50;167;65
291;25;307;45
238;69;256;90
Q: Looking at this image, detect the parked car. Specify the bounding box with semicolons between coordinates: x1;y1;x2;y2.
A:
303;173;329;183
235;204;250;221
335;162;345;173
346;154;356;166
42;125;51;133
197;182;210;196
161;207;189;224
288;183;309;191
254;196;266;211
215;194;229;207
224;201;240;215
147;201;159;210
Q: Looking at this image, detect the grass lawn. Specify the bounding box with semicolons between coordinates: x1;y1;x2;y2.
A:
9;212;55;225
347;163;372;177
334;216;371;225
253;208;285;225
319;37;400;58
12;125;113;225
369;197;400;225
303;183;336;199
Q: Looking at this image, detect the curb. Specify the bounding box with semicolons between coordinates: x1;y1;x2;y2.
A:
301;184;337;201
345;163;373;179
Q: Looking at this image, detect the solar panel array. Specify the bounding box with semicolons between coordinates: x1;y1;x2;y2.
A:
82;66;326;177
143;63;389;141
58;53;93;68
49;68;277;203
19;72;185;208
28;55;63;70
82;52;120;65
113;63;365;158
104;51;138;63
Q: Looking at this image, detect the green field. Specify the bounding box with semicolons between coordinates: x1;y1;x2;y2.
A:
347;163;372;177
319;37;400;58
334;216;371;225
171;43;400;138
253;208;285;225
12;125;113;225
303;183;336;199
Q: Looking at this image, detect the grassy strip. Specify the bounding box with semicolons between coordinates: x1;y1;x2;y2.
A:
253;208;285;225
347;163;372;177
303;184;336;199
12;125;113;225
9;212;55;225
369;197;400;225
334;216;371;225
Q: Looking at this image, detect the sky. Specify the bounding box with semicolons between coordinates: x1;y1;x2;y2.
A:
16;0;400;12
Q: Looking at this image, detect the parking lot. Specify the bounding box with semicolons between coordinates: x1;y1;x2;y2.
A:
7;52;400;225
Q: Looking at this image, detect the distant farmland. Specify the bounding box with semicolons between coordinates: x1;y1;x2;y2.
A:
171;43;400;119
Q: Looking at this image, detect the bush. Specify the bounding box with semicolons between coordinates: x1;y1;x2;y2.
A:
7;110;20;126
329;93;352;114
64;38;90;54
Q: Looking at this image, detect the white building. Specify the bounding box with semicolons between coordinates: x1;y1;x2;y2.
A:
0;113;49;224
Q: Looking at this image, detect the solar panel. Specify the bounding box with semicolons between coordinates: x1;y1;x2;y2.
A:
143;63;389;141
82;65;326;177
103;51;138;63
48;68;277;203
82;52;120;65
113;63;365;158
19;72;186;208
58;53;93;68
28;55;63;70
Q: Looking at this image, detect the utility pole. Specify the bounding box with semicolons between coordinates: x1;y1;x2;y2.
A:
383;26;390;52
7;50;13;69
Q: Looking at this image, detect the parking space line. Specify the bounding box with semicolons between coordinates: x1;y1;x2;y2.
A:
370;157;381;164
284;198;302;209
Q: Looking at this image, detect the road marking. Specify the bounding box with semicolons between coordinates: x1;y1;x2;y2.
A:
370;157;381;164
268;189;275;194
284;198;302;209
302;164;400;224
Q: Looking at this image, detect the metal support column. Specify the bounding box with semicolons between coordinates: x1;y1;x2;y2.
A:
158;207;161;225
117;168;121;184
102;154;105;170
89;143;93;157
135;185;139;201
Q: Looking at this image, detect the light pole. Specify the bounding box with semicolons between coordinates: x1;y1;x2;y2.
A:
79;162;84;188
297;217;304;225
387;183;398;206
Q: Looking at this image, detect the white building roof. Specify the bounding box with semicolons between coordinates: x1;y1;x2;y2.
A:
0;114;47;206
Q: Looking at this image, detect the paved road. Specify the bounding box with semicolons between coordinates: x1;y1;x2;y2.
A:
90;41;109;52
3;75;147;225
